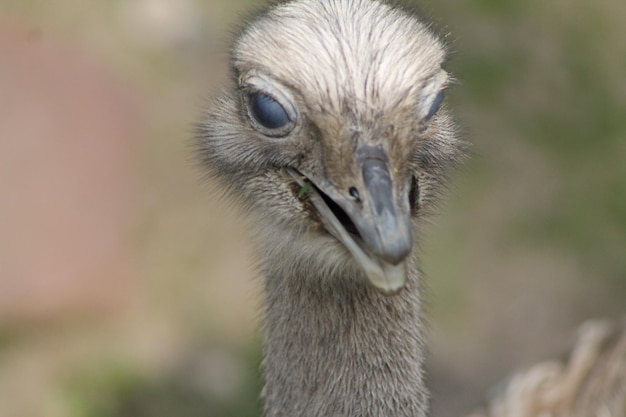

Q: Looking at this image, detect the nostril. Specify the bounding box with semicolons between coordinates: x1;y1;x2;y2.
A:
349;187;360;201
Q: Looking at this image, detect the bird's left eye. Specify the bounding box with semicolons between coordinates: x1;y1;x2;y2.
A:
247;92;293;135
425;90;445;121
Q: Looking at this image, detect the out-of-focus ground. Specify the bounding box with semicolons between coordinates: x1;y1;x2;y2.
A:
0;1;624;416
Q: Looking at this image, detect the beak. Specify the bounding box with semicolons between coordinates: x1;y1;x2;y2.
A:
291;145;413;294
356;146;413;265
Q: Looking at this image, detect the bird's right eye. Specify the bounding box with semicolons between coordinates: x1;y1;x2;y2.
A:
248;92;292;133
424;90;445;121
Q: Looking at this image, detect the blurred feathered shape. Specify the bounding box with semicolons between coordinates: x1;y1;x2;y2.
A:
468;318;626;417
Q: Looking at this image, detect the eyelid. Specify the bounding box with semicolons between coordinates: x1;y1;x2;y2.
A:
249;92;291;130
425;89;445;121
417;69;449;121
240;75;298;138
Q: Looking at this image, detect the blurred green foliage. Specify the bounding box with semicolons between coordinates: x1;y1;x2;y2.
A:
438;0;626;284
67;348;262;417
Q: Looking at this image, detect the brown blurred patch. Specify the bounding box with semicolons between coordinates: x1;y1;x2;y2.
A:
0;21;139;323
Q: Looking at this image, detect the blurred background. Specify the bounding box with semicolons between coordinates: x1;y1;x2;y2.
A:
0;0;624;416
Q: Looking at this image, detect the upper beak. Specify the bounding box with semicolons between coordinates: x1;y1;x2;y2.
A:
292;145;413;294
356;146;413;265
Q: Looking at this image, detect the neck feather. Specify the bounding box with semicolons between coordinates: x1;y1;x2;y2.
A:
260;256;428;417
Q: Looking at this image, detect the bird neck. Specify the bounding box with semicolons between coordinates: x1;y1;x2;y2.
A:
260;258;428;417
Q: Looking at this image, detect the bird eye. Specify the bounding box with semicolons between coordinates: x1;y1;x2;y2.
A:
425;90;445;121
248;92;292;133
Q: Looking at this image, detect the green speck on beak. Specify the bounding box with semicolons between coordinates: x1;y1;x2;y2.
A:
297;181;312;199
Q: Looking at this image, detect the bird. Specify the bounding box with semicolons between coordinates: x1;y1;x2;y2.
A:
197;1;626;417
467;318;626;417
196;0;462;416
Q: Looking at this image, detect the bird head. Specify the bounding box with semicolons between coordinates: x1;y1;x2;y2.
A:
198;0;463;294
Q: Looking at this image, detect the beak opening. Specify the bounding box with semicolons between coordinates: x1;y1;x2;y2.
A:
289;148;413;295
